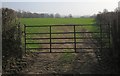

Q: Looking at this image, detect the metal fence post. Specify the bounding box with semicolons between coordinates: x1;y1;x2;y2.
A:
50;26;52;53
74;25;76;52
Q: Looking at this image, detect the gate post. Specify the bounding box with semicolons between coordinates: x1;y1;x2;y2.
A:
74;25;76;52
50;26;52;53
24;24;26;54
17;22;22;58
97;23;102;64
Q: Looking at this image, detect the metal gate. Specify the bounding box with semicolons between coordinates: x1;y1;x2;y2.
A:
23;24;110;53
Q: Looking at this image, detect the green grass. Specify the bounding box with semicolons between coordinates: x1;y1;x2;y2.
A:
20;18;109;62
20;18;100;61
20;18;96;38
20;18;94;25
20;18;97;52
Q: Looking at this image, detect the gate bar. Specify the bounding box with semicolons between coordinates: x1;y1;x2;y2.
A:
26;47;109;50
25;32;109;34
25;42;109;44
25;24;95;27
26;37;108;40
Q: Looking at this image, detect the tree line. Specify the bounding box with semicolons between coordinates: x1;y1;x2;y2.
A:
16;10;73;18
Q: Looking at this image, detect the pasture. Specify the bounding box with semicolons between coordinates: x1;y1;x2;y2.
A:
20;18;94;25
19;18;106;74
20;18;98;52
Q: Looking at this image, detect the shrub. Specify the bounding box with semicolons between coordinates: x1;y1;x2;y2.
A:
2;8;22;72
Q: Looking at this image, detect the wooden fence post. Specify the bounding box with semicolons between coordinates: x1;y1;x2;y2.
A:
24;24;26;54
17;22;22;58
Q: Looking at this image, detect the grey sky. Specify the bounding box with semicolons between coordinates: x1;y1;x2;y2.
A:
2;0;119;16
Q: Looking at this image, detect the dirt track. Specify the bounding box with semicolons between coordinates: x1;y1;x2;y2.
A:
21;28;104;74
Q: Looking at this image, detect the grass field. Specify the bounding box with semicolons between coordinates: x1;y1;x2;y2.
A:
20;18;99;52
20;18;95;25
20;18;101;68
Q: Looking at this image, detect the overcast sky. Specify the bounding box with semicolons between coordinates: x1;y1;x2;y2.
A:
2;0;120;16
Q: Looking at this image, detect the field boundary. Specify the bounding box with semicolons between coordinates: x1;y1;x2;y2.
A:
23;24;110;53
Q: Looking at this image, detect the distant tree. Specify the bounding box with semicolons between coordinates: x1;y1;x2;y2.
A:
90;14;96;18
16;10;62;18
114;7;120;12
50;14;54;18
55;13;61;18
64;16;67;18
68;14;72;18
16;10;22;18
32;13;36;18
44;13;50;18
40;13;45;18
103;9;108;13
